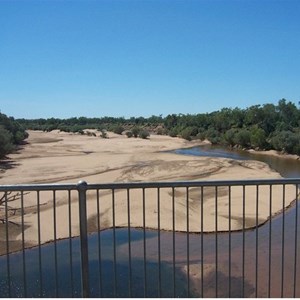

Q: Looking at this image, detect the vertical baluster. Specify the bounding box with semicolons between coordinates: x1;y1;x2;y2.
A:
186;187;190;297
281;184;285;297
5;192;11;297
157;187;161;297
96;189;102;297
127;189;132;297
215;186;218;298
268;185;272;298
172;187;176;297
255;185;259;298
143;188;147;297
68;190;74;297
37;191;43;297
112;189;117;297
294;184;299;297
228;185;231;297
21;191;27;297
201;186;204;298
77;181;89;298
53;190;58;297
242;185;245;297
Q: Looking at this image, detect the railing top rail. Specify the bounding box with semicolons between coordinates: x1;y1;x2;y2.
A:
87;178;300;189
0;178;299;191
0;183;78;192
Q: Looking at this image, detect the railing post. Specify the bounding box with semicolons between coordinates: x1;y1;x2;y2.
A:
77;180;90;298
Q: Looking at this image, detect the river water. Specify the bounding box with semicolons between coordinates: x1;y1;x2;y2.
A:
174;145;300;178
0;146;299;297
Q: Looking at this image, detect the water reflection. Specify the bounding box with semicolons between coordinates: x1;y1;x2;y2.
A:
0;229;191;297
172;145;300;297
1;201;299;298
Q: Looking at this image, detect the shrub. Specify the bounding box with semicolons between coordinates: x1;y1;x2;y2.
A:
100;129;108;139
139;130;150;139
112;125;124;135
0;126;14;158
14;130;29;144
168;128;178;137
156;127;164;135
86;131;96;137
126;131;133;138
180;128;193;141
0;112;28;158
131;127;140;138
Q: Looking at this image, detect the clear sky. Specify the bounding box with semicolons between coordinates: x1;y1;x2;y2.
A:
0;0;299;119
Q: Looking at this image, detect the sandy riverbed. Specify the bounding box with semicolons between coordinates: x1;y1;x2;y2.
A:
0;130;298;253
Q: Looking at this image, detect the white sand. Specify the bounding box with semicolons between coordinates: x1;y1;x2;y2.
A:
0;130;298;249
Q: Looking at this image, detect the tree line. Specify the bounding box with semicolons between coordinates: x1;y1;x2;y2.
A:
163;99;300;155
3;98;300;157
0;112;28;158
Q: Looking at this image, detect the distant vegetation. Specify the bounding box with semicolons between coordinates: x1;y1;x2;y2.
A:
163;99;300;155
0;112;28;158
11;98;300;156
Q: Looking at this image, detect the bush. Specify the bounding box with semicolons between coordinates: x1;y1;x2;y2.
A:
86;131;96;137
14;130;29;144
0;112;28;158
0;126;14;158
131;127;140;138
156;127;165;135
139;130;150;139
180;127;193;141
100;129;108;139
126;131;133;138
168;128;178;138
112;125;124;135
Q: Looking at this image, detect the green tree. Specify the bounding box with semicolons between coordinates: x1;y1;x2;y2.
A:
270;130;300;154
0;126;14;158
164;114;178;129
224;128;237;147
277;99;299;127
0;112;28;158
234;129;251;148
206;128;221;144
250;127;267;149
180;127;193;141
168;128;179;138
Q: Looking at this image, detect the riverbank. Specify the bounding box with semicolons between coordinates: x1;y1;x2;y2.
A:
0;130;298;254
248;148;300;161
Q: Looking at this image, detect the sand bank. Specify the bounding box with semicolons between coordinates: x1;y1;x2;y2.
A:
248;148;300;160
0;130;298;253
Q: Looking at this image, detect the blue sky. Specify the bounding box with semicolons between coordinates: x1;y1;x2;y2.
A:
0;0;299;119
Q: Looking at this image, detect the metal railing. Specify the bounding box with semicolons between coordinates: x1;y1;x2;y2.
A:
0;178;299;297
